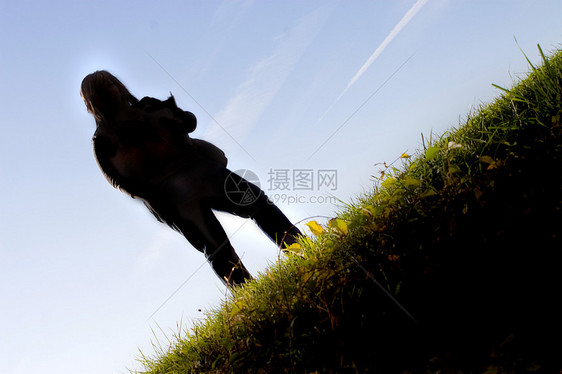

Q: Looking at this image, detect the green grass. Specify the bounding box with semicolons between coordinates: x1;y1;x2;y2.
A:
135;45;562;373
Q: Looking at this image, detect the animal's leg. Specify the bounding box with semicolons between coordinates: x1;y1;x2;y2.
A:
251;199;302;248
220;171;302;249
175;206;252;286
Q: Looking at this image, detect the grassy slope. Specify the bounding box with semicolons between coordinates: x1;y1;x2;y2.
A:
137;47;562;373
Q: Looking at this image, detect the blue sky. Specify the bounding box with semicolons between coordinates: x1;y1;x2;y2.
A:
1;1;561;373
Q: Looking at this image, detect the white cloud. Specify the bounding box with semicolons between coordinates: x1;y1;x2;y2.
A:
204;4;334;145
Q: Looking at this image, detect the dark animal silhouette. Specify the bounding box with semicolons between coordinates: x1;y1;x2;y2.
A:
81;70;301;286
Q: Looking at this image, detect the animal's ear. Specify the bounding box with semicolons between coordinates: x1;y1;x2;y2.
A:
164;94;197;132
164;94;178;108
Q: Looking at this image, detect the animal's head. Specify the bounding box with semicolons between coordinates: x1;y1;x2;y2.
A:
81;70;138;122
137;95;197;133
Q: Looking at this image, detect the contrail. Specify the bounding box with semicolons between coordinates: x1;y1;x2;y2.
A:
308;55;413;161
338;0;429;102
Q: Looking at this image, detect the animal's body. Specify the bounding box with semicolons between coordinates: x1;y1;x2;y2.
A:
81;71;301;285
